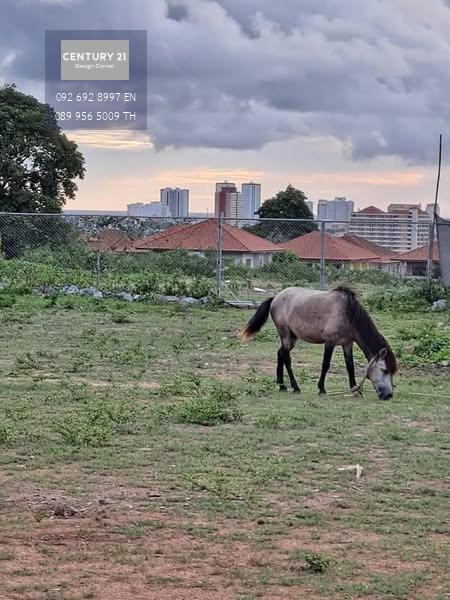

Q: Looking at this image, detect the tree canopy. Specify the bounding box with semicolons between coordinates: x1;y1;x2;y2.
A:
246;184;317;242
0;84;85;213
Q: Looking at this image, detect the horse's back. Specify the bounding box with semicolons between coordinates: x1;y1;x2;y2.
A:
271;287;350;344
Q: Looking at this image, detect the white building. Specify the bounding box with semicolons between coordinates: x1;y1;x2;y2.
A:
229;191;244;225
127;202;171;218
241;182;261;220
318;197;354;222
160;188;189;218
350;204;435;252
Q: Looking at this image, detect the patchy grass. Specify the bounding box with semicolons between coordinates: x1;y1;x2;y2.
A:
0;293;449;599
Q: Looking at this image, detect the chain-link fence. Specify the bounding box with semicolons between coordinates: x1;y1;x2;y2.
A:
0;212;443;303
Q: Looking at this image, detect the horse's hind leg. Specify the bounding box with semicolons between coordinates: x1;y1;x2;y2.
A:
318;343;335;395
279;331;300;393
277;347;287;391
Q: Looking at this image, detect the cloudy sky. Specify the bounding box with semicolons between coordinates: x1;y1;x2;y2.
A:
1;0;449;214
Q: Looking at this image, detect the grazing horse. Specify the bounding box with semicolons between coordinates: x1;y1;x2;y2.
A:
239;286;397;400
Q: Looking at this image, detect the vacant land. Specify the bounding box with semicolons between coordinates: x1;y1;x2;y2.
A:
0;294;449;600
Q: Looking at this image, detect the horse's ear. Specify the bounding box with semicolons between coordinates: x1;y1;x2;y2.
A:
379;348;388;360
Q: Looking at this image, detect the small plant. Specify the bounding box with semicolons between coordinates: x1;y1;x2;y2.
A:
303;552;333;573
111;312;133;324
176;383;242;426
158;372;204;397
292;550;334;573
15;352;38;370
0;422;16;445
255;412;282;429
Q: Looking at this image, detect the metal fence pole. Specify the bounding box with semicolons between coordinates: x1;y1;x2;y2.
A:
426;221;435;285
215;216;223;299
319;221;326;290
96;246;101;289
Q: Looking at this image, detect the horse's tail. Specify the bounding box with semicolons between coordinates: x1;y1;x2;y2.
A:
239;297;274;341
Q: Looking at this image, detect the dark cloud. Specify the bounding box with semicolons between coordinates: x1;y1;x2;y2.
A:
167;3;189;22
1;0;450;162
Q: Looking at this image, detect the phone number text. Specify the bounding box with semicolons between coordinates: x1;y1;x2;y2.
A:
56;111;136;122
55;92;136;102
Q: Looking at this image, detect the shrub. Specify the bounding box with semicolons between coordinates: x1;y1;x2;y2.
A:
366;280;449;312
176;383;243;426
396;325;450;365
303;552;333;573
56;399;133;447
0;422;16;445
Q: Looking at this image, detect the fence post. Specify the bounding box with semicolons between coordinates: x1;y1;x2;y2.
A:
426;221;434;286
319;221;326;290
96;246;101;289
216;216;223;299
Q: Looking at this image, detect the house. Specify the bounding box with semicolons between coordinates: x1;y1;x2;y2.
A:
341;234;401;275
86;229;134;253
133;219;281;267
281;230;382;270
396;242;440;277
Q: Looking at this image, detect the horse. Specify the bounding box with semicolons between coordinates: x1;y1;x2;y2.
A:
239;286;397;400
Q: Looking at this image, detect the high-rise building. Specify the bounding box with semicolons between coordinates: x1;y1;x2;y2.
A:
229;191;244;225
349;203;436;252
241;182;261;220
215;181;238;218
317;197;354;232
317;197;354;221
305;201;314;217
160;188;189;218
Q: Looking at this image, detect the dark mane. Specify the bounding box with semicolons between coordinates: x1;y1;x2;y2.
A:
333;286;398;374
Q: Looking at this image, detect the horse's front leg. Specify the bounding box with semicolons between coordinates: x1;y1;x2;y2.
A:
318;343;335;395
343;343;357;390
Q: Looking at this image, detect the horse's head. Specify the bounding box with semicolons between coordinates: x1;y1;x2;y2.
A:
367;348;395;400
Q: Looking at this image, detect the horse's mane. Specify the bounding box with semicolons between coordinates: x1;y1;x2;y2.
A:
333;286;398;374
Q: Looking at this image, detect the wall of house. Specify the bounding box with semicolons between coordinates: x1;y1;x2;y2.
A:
225;252;273;268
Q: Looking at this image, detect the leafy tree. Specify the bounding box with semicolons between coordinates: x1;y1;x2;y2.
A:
246;184;317;242
0;85;85;257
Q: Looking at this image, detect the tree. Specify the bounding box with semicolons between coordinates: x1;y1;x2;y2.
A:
246;184;317;242
0;84;85;211
0;85;85;256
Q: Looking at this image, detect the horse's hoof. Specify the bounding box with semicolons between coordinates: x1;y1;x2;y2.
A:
318;389;326;396
292;388;301;394
279;385;288;392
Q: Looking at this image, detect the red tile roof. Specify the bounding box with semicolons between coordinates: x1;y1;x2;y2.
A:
281;231;379;261
341;234;398;259
396;242;440;262
87;229;134;253
134;219;280;253
357;206;385;215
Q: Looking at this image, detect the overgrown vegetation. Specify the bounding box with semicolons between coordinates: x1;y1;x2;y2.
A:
366;279;449;311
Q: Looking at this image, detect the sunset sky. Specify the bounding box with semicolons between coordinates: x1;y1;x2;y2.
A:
1;0;449;215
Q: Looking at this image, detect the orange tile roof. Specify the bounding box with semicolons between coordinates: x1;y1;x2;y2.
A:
87;229;134;253
357;206;385;215
341;234;398;259
282;231;379;261
396;242;440;262
134;219;280;253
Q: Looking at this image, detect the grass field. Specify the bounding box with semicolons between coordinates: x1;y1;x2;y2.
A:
0;293;449;600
